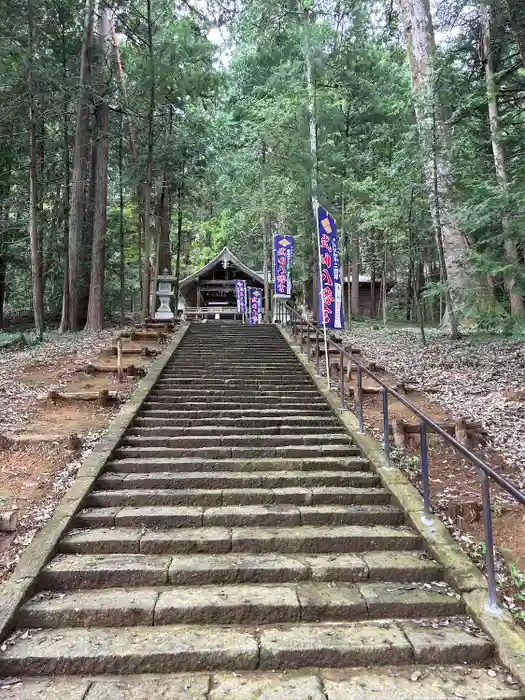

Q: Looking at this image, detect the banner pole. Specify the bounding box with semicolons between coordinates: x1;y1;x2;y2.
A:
271;239;275;323
315;198;330;387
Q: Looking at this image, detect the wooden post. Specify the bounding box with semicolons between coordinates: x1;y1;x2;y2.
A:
455;419;471;449
392;418;407;448
117;337;123;382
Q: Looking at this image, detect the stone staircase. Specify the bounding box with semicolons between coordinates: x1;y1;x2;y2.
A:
0;323;522;698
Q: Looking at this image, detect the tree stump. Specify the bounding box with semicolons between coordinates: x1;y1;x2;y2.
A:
0;434;13;450
140;347;159;358
97;389;110;407
0;510;18;533
67;433;83;452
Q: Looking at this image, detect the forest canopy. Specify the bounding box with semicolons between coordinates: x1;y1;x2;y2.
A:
2;0;525;336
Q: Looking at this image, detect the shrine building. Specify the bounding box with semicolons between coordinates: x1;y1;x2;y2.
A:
179;247;266;321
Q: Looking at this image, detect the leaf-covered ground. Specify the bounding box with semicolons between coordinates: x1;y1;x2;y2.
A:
0;330;115;433
0;327;151;580
340;323;525;489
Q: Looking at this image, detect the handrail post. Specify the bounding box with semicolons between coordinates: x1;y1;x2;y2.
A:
357;365;365;433
299;322;304;354
306;324;310;361
481;470;498;608
339;349;345;410
382;388;390;462
315;328;320;376
419;421;431;517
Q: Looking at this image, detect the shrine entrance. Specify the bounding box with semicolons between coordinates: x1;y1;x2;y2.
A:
179;247;266;321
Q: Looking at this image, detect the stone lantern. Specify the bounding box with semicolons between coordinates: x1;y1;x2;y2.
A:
155;269;176;320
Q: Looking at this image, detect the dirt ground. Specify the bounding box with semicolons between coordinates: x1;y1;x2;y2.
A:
0;329;172;580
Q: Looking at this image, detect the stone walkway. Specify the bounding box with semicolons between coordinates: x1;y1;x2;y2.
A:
0;324;522;698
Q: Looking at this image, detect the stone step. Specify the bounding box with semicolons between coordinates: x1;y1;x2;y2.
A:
114;446;355;460
86;486;390;507
119;434;352;448
164;364;304;370
161;372;307;378
163;364;304;369
155;380;314;388
59;524;421;555
103;455;369;474
128;425;346;437
159;373;310;380
155;374;308;380
149;389;322;398
137;408;335;418
162;366;308;372
97;470;379;490
0;618;492;675
40;551;441;589
5;668;522;700
207;667;522;700
143;396;329;406
19;581;464;629
133;416;341;428
166;344;295;349
74;504;404;529
142;401;333;412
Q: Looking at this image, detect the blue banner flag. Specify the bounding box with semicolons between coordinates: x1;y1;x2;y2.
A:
273;235;294;298
234;279;247;314
317;205;344;330
248;287;262;325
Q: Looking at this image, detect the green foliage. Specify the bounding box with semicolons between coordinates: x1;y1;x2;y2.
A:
1;0;524;331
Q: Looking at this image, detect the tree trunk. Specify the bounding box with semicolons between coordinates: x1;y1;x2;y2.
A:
261;141;270;323
370;263;376;319
481;0;524;316
351;229;359;316
346;259;352;323
414;263;426;344
158;171;172;275
173;182;183;314
399;0;472;322
304;7;320;324
0;254;5;329
37;117;45;299
68;0;94;330
382;232;388;326
77;123;95;328
28;0;45;339
137;190;143;303
406;272;413;321
86;5;111;331
504;0;525;68
151;217;161;317
0;170;11;330
119;112;125;325
141;0;155;323
59;13;71;333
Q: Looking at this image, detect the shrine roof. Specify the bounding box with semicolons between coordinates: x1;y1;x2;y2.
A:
179;247;264;288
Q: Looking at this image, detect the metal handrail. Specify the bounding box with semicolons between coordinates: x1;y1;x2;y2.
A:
275;299;525;609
